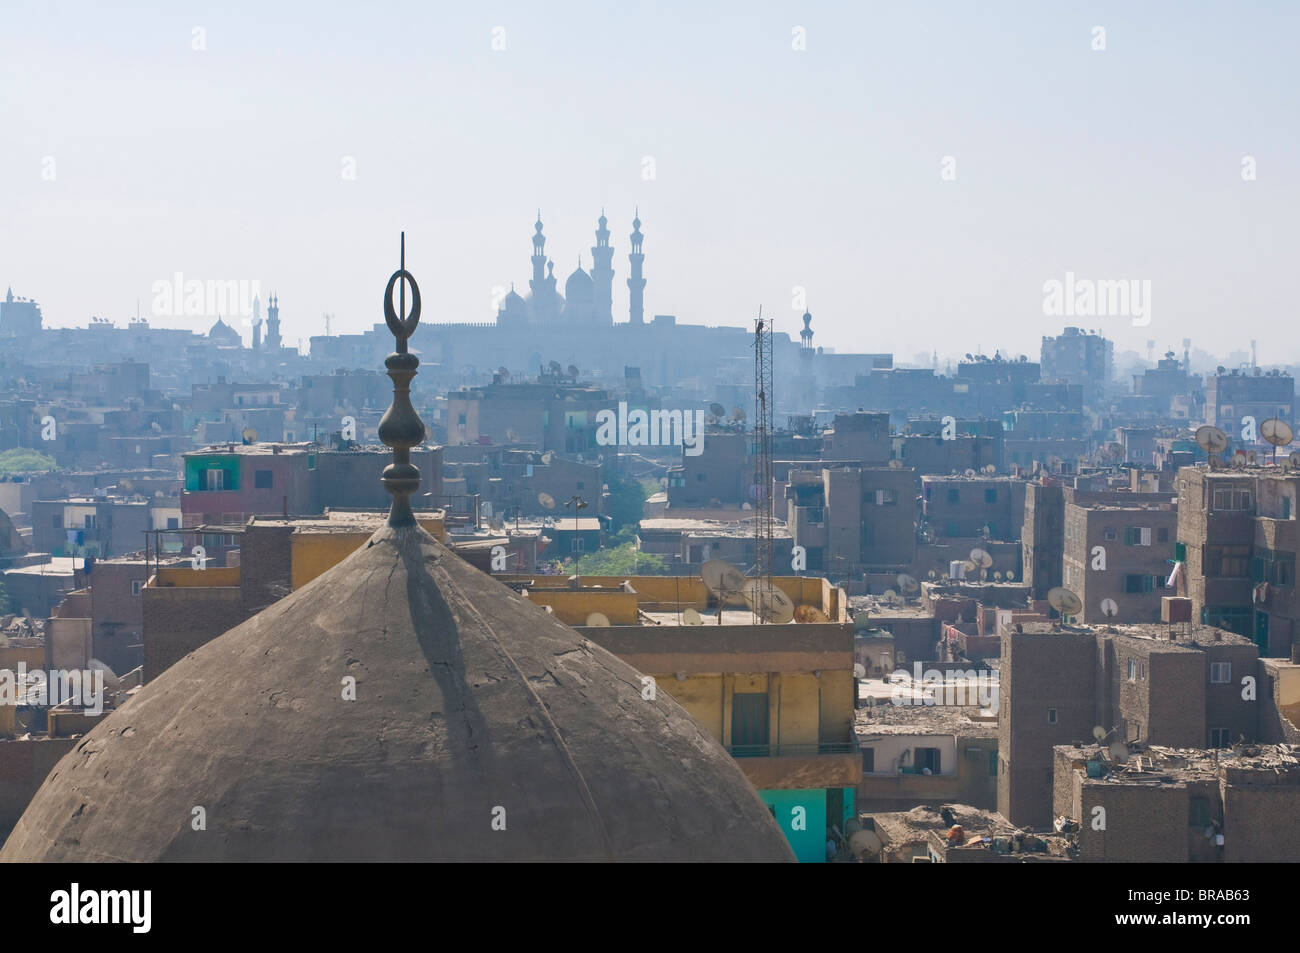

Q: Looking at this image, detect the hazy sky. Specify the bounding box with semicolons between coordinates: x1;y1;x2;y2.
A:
2;1;1297;364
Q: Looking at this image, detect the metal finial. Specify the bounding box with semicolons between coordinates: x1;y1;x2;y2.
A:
378;231;426;528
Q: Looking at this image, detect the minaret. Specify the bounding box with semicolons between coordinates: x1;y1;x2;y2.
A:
800;310;814;351
529;212;547;296
252;317;262;351
265;292;282;350
627;210;645;325
590;209;614;324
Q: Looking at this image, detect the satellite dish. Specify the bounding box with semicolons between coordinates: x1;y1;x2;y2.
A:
964;468;977;478
970;548;993;569
993;571;1003;581
87;658;120;690
497;366;510;382
848;828;883;860
709;402;726;417
983;464;996;474
1262;418;1294;456
794;604;830;624
567;364;580;379
889;459;902;469
1048;586;1083;617
683;607;703;626
896;573;919;594
962;560;977;574
1004;569;1015;581
742;579;795;623
731;407;747;421
847;826;878;858
548;360;563;375
853;663;866;678
538;491;556;510
882;589;900;605
1108;740;1129;764
241;426;258;444
1195;425;1229;455
701;559;747;604
1092;726;1107;741
540;451;555;466
586;612;611;627
1100;598;1118;618
505;428;520;443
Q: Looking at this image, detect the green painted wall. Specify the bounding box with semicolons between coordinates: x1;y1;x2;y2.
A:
759;788;828;863
184;456;240;492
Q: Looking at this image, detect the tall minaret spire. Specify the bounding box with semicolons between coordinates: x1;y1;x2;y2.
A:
627;209;645;326
590;209;614;324
530;212;547;291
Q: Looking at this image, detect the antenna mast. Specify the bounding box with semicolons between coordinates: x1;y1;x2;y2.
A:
752;307;774;621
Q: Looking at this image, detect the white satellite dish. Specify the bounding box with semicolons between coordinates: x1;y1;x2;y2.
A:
586;612;611;627
701;559;746;604
742;579;795;624
683;607;703;626
853;663;866;678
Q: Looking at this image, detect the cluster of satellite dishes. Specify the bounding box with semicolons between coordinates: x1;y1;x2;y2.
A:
1196;420;1298;470
961;465;998;478
704;403;747;427
699;559;800;624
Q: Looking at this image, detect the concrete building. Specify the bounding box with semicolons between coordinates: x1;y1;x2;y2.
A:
1205;368;1294;437
496;571;859;862
1040;327;1113;406
781;465;916;577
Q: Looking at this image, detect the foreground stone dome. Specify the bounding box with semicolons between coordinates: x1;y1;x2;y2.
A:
2;526;794;862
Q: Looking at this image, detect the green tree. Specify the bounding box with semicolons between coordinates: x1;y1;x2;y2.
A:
568;542;669;576
0;448;58;478
603;468;649;534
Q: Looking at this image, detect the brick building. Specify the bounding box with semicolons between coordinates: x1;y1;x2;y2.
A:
998;621;1259;828
1053;741;1300;862
1061;500;1177;623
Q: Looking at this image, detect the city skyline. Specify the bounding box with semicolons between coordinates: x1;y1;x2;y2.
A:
2;2;1297;360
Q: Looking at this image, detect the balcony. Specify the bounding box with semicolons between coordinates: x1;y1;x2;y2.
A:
726;739;861;790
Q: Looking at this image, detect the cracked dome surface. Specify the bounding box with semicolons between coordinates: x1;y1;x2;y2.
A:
1;525;794;862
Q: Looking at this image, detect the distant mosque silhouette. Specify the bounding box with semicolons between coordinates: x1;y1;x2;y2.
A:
496;211;646;328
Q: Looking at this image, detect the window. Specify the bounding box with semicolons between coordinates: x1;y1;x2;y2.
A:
988;750;998;777
167;517;179;530
947;488;959;504
1047;708;1057;724
861;748;875;773
52;513;63;529
307;454;316;470
1124;527;1152;546
131;580;143;597
84;514;96;530
571;537;585;553
696;473;706;482
984;488;997;504
1125;574;1152;593
1103;527;1117;541
1253;551;1297;588
1210;727;1230;749
1212;487;1253;512
915;748;941;774
1210;661;1231;684
576;481;585;489
1175;541;1187;562
1189;797;1212;828
204;468;226;491
1157;528;1169;543
1208;545;1251;578
254;469;273;489
1127;659;1137;681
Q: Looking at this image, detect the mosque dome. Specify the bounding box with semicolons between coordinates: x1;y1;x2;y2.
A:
2;512;792;863
564;264;594;302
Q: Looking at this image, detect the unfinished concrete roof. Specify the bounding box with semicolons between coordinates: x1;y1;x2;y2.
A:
2;524;794;862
